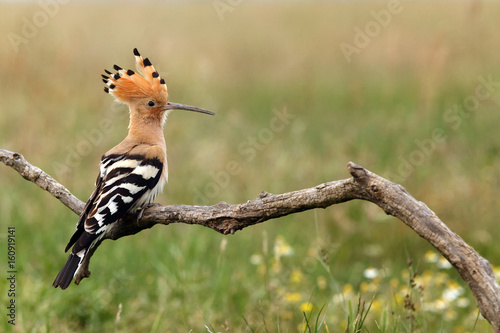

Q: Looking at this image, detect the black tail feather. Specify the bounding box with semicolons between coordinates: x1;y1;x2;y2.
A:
53;253;81;289
65;228;84;253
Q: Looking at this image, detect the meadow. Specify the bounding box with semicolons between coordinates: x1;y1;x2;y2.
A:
1;1;500;332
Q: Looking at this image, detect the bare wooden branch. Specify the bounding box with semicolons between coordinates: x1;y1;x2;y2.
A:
1;149;84;215
2;148;499;331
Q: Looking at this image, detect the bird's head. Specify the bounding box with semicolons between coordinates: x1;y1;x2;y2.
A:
102;48;214;119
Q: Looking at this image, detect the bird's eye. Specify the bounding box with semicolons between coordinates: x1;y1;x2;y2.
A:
148;101;155;107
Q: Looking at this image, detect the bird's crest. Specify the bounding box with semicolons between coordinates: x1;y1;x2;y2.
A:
102;48;168;104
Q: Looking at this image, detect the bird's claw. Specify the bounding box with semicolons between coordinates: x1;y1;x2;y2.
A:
136;203;161;222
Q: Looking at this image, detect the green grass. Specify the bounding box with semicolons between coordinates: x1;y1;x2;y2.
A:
1;1;500;332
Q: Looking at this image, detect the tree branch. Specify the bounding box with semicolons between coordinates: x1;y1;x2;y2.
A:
2;148;499;331
1;149;84;215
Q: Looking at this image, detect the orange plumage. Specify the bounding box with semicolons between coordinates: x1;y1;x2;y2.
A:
103;48;168;105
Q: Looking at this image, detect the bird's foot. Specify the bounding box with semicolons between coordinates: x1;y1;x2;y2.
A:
136;203;162;222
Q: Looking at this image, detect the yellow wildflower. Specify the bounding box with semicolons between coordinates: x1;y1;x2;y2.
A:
342;283;354;295
284;292;301;303
393;293;404;305
290;269;304;284
300;302;313;312
370;299;382;313
360;281;378;293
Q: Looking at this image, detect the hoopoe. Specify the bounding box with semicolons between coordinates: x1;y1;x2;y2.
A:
53;48;214;289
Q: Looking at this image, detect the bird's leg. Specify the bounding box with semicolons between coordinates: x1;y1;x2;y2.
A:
136;203;162;222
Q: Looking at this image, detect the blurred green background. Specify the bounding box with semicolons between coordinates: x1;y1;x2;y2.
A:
1;1;499;332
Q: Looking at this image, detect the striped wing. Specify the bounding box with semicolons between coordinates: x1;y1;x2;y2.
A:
65;154;164;254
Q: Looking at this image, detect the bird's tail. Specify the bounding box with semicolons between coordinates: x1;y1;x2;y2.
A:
52;253;83;290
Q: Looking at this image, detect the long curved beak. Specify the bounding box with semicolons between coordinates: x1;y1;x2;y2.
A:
163;102;215;115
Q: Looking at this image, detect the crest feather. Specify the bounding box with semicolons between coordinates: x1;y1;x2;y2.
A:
102;48;168;103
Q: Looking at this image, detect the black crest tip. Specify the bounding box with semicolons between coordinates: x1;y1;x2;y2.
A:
104;69;112;75
133;48;140;56
104;87;109;93
126;69;135;76
109;84;116;89
102;78;107;84
160;78;165;85
113;64;122;71
152;71;159;78
101;74;109;79
143;58;152;67
113;73;121;80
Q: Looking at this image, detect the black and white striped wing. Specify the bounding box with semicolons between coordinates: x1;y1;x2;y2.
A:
63;173;104;253
85;154;164;234
53;153;164;289
67;154;163;252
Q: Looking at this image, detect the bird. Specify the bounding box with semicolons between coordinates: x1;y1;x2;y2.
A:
53;48;214;289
